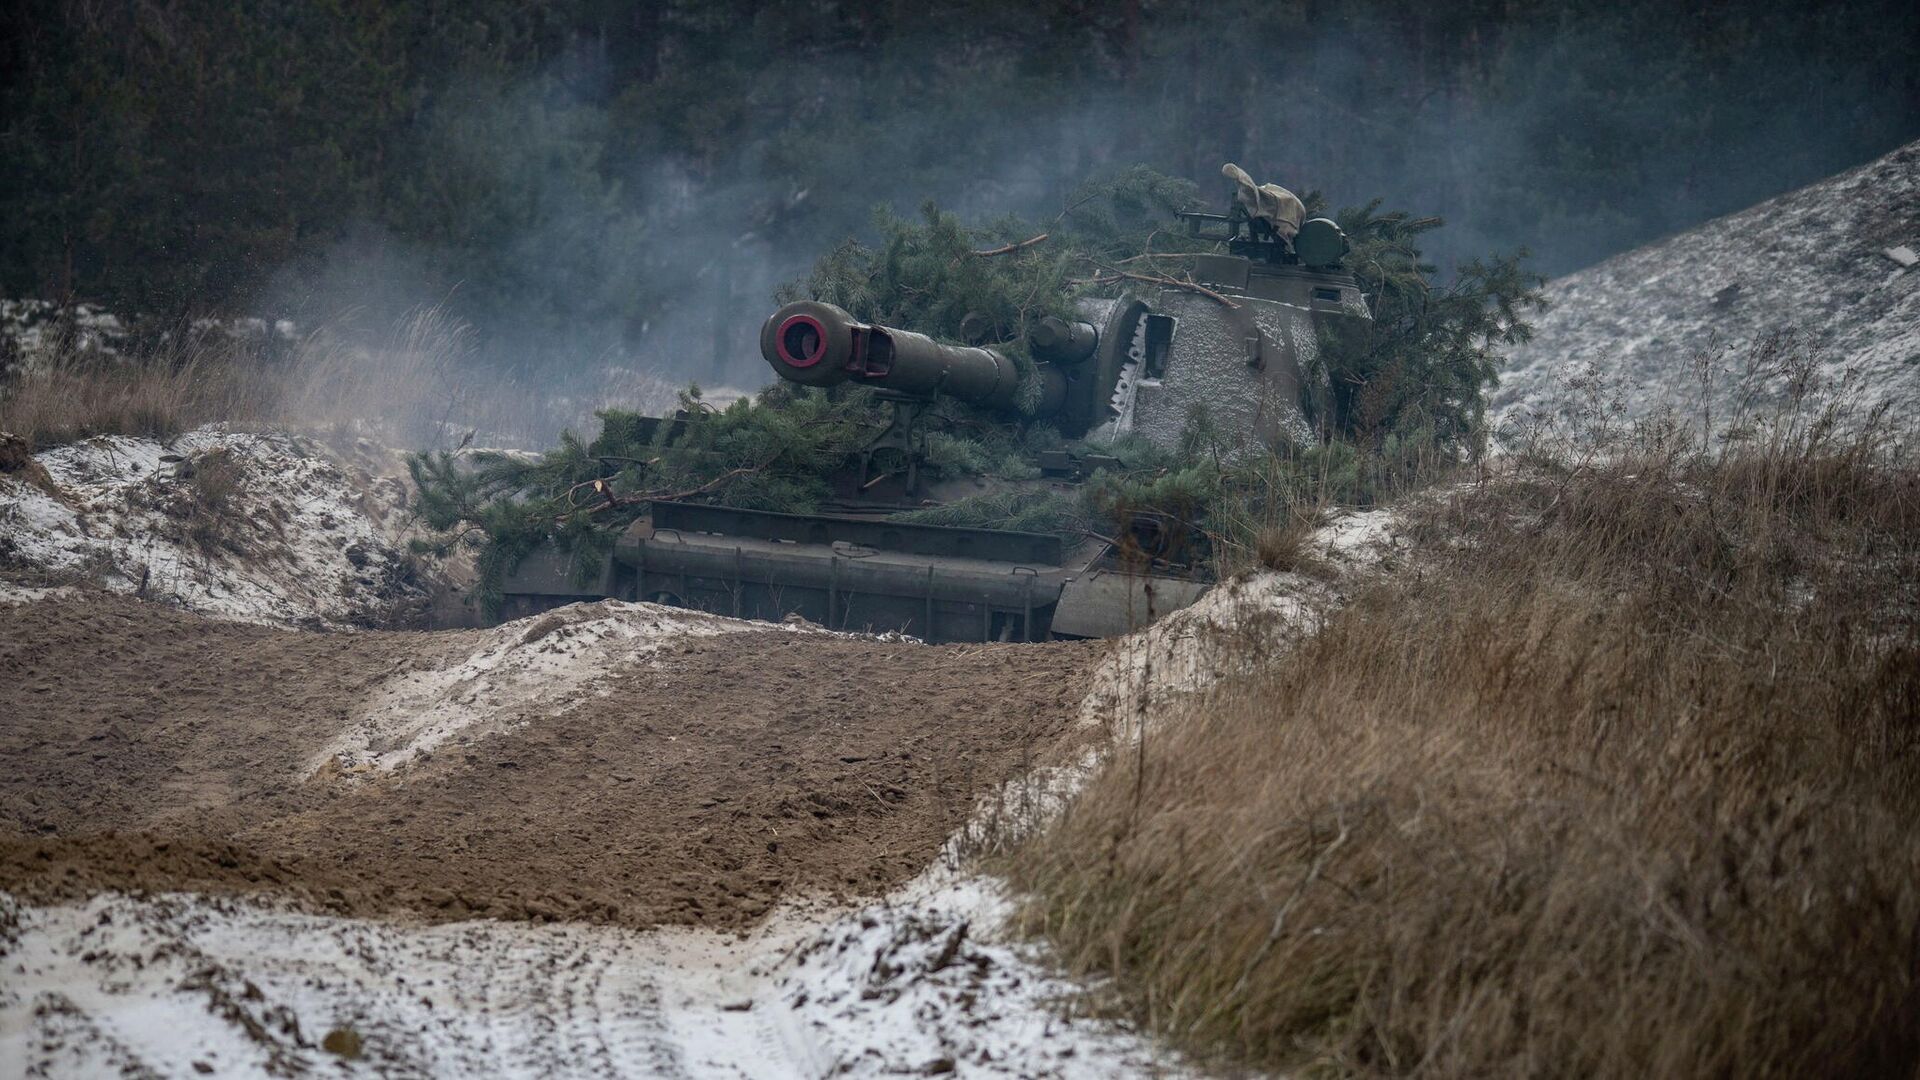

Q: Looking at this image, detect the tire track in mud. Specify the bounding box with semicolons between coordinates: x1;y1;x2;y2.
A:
3;894;796;1078
5;883;1190;1078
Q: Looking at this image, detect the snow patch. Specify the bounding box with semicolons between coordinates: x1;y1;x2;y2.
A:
0;426;431;627
0;300;129;369
1081;507;1408;729
769;868;1182;1077
308;600;820;777
0;876;1183;1079
0;581;77;605
0;301;308;377
1312;506;1404;568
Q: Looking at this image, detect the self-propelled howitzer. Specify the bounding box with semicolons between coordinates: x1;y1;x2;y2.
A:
494;165;1372;642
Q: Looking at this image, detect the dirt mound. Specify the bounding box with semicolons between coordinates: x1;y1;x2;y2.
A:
0;596;1097;928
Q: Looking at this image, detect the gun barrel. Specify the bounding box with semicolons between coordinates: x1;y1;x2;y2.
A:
1028;316;1098;364
760;301;1026;410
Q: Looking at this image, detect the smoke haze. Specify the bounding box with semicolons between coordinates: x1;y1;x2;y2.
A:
5;0;1916;398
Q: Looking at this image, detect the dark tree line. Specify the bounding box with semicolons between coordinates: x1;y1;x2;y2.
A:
3;0;1916;382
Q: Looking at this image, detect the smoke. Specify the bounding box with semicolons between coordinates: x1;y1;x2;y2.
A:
257;1;1918;434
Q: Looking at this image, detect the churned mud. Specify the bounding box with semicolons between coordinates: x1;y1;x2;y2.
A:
0;595;1098;929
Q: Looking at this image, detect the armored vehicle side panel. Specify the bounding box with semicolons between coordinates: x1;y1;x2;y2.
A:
496;500;1200;643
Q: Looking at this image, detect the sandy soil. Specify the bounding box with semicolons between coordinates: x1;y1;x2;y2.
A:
0;595;1097;930
0;503;1401;1076
0;429;445;628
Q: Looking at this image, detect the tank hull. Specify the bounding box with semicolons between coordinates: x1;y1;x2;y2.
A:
496;500;1208;643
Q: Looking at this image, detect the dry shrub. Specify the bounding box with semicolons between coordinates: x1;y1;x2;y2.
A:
178;448;247;556
1010;393;1920;1075
1251;511;1335;578
0;315;463;450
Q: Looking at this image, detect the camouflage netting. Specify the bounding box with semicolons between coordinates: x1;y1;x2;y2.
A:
410;168;1542;613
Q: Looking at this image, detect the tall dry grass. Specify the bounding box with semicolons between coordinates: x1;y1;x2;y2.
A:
1009;353;1920;1076
0;308;685;451
0;332;282;449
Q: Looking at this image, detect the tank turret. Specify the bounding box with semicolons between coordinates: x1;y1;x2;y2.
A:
759;164;1371;457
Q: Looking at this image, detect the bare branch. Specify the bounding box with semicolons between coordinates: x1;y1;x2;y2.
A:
1082;263;1241;310
971;233;1050;258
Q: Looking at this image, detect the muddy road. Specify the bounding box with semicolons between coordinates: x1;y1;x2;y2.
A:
0;595;1099;928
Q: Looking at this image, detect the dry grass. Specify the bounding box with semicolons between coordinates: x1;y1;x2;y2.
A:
179;447;246;556
0;308;684;452
1009;379;1920;1075
1252;512;1334;577
0;337;283;449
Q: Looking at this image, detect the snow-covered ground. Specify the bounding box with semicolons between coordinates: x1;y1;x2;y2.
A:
0;427;436;627
1496;139;1920;427
0;587;1190;1076
2;513;1422;1078
0;541;1219;1077
0;301;306;377
0;512;1421;1079
0;868;1183;1079
1081;507;1408;731
0;300;131;369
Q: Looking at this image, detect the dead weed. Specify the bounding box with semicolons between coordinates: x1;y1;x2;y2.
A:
1009;361;1920;1076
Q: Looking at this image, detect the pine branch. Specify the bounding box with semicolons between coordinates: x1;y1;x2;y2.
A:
971;233;1049;258
553;456;780;522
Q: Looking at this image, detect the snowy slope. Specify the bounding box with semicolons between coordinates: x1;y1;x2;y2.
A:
0;427;436;627
1495;140;1920;424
